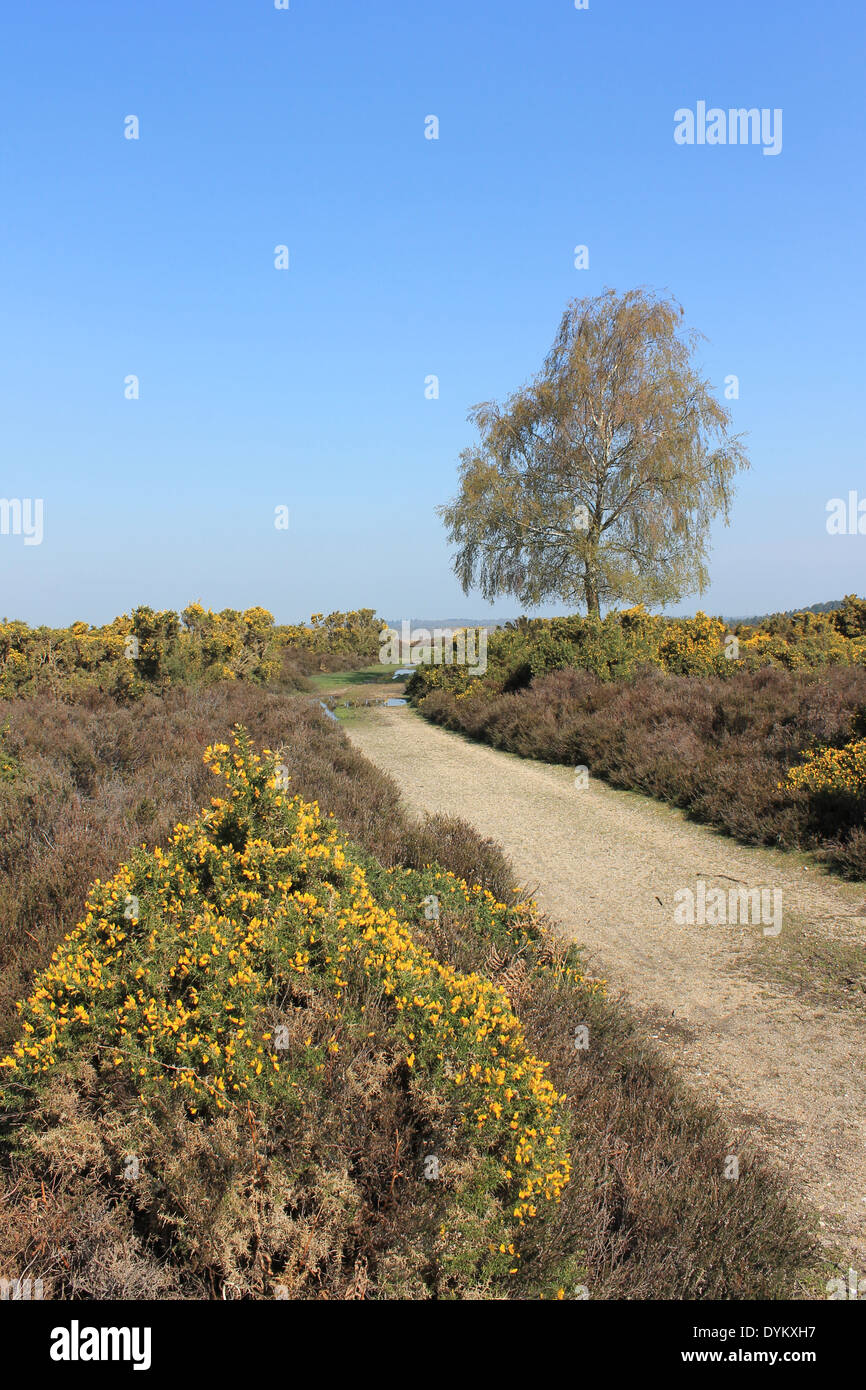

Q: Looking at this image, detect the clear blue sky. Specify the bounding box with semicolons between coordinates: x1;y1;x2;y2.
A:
1;0;864;625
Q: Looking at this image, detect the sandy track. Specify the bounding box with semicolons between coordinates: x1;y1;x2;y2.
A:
346;704;866;1270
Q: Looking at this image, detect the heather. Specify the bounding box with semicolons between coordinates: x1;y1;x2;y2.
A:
409;604;866;879
0;686;815;1299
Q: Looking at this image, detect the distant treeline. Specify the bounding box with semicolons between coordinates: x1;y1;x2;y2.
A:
725;599;844;626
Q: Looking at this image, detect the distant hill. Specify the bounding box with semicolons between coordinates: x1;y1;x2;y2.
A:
385;602;851;631
383;617;512;630
724;600;844;626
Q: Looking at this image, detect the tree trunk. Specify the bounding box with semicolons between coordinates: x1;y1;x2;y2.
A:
583;567;600;618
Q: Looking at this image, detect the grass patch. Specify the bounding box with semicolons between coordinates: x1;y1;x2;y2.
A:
308;664;402;692
747;922;866;1013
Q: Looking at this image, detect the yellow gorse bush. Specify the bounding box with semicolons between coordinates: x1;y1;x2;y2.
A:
785;736;866;802
0;605;389;698
0;729;573;1255
407;597;866;703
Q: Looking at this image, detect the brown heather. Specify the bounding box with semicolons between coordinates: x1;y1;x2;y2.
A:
417;665;866;879
0;683;817;1298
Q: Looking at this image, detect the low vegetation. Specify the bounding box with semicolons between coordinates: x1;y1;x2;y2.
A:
0;605;387;700
408;603;866;879
0;680;816;1299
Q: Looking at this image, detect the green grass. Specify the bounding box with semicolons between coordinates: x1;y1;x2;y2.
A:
748;919;866;1013
308;664;402;692
309;664;411;722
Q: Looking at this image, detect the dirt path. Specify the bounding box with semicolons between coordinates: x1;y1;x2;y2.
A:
346;704;866;1271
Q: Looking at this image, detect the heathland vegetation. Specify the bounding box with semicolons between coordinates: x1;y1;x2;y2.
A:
0;287;852;1299
0;630;817;1299
408;599;866;879
0;605;386;700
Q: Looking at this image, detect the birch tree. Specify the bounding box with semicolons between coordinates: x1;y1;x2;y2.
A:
439;288;749;617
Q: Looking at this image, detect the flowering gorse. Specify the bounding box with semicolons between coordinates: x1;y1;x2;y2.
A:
407;598;866;704
785;736;866;805
0;729;576;1284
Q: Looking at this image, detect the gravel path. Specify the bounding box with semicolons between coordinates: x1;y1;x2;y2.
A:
347;704;866;1270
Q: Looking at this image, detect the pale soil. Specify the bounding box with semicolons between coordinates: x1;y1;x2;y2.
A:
346;704;866;1272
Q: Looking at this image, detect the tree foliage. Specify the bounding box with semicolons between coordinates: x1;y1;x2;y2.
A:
439;288;749;616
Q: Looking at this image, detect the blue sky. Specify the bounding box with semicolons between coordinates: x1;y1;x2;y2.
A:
1;0;863;626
